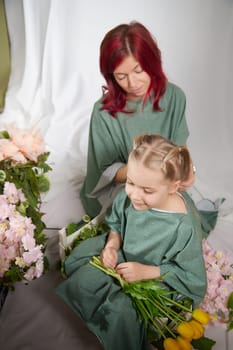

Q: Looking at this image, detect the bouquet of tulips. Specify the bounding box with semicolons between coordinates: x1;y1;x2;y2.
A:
90;256;215;350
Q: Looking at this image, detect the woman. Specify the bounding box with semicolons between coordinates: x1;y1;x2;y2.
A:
80;21;194;218
57;134;206;350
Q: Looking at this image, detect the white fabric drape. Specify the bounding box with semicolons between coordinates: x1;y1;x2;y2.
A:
0;1;233;349
1;0;233;228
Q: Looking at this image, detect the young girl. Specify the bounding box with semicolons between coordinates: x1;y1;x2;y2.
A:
56;134;207;350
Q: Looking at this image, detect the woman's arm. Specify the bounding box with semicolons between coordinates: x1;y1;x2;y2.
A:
179;163;196;191
80;104;123;216
114;164;127;183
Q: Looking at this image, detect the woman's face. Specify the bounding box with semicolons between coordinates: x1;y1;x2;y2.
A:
113;55;151;100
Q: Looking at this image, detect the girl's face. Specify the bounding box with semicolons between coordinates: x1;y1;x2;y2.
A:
113;55;151;100
125;160;176;211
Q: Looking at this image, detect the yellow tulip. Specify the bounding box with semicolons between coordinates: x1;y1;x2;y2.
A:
177;321;194;339
192;309;210;325
164;337;181;350
176;336;192;350
190;319;204;335
189;320;204;339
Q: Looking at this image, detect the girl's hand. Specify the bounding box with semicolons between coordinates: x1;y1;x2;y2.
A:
100;246;118;269
116;262;160;282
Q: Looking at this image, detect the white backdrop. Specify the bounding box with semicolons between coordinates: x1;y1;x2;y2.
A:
1;0;233;229
1;2;233;349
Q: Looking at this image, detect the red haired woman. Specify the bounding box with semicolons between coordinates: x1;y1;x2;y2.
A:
80;21;194;218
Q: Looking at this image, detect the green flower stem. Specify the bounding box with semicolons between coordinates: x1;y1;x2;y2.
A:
135;298;167;339
89;256;193;341
162;294;192;314
155;296;185;323
90;256;125;287
146;295;183;324
139;298;177;338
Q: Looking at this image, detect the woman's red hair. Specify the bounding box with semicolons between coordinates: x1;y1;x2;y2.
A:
100;21;167;117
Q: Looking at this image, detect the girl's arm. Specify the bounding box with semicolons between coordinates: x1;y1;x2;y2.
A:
101;231;122;269
116;262;160;282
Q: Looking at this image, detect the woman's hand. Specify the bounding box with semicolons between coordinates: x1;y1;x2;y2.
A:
116;262;160;282
114;164;127;183
101;246;118;269
179;164;196;191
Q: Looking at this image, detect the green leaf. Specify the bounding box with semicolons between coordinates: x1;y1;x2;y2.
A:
0;130;10;139
16;201;28;216
192;336;216;350
227;320;233;331
36;174;50;192
36;152;52;173
151;339;164;350
66;222;79;235
65;221;109;253
43;256;50;272
0;170;6;182
227;291;233;309
4;264;24;284
82;214;91;223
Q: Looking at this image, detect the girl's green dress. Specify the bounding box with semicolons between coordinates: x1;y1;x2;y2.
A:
56;191;207;350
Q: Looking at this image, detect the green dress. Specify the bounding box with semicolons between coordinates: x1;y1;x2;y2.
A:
56;191;207;350
80;82;189;217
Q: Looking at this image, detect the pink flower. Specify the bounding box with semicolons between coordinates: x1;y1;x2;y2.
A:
0;220;9;238
24;267;37;281
22;234;36;250
0;259;10;277
22;246;43;265
34;258;44;278
4;182;26;204
200;239;233;326
0;200;15;220
6;214;35;242
0;244;18;277
24;258;44;281
0;139;19;159
0;138;27;163
6;125;45;162
0;124;50;289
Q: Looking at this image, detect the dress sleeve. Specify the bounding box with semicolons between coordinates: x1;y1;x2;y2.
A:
105;190;129;237
170;85;189;145
159;223;207;307
80;102;123;216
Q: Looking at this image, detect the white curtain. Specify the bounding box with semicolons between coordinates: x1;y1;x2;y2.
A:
1;1;233;349
1;0;233;229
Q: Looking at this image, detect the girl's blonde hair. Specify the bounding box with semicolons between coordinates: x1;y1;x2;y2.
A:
129;134;192;182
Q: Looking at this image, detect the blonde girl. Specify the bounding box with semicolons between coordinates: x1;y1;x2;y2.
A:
57;134;207;350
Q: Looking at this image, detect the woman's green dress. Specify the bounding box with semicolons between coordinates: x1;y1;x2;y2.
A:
80;82;189;217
